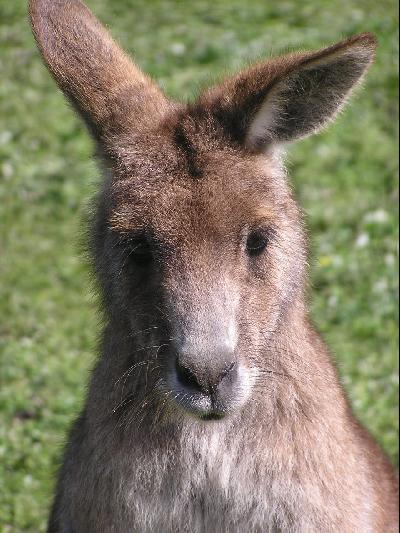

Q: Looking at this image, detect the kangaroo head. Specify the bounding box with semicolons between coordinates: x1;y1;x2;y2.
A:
30;0;376;421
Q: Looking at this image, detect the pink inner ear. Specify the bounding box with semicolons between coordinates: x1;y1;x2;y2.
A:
246;48;375;151
197;33;376;153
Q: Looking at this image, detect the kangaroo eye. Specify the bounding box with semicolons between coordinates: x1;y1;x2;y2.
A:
128;239;153;266
116;233;153;267
246;230;269;257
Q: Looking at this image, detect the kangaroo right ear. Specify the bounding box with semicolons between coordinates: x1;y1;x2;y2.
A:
29;0;168;141
200;33;377;152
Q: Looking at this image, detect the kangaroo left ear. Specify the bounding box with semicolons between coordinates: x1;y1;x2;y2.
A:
29;0;169;142
200;33;377;152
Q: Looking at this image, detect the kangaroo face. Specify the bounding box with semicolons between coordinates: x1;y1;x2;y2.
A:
99;122;305;419
30;0;376;420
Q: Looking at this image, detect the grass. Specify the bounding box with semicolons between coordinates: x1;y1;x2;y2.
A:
0;0;398;530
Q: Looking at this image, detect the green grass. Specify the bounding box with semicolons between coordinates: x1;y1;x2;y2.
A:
0;0;398;530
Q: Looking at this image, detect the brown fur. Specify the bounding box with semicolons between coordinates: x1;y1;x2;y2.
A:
29;1;398;531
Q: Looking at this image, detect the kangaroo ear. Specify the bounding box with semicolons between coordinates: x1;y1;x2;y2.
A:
29;0;169;141
200;33;377;152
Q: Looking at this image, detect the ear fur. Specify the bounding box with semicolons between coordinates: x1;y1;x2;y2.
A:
199;33;377;152
29;0;169;140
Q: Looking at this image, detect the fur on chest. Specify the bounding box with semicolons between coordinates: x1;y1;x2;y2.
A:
118;430;326;533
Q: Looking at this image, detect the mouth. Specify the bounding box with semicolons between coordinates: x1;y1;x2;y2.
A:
185;393;230;421
158;361;253;422
199;411;226;421
164;386;228;421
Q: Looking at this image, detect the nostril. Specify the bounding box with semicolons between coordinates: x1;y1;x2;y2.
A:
175;359;202;391
174;358;237;394
216;360;237;386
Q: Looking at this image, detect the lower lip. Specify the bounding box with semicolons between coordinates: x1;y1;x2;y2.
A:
200;411;225;421
176;394;227;420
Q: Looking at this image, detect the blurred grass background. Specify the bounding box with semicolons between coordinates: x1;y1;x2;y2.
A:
0;0;398;530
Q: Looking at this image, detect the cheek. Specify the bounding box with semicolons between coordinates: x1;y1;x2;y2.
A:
246;233;302;295
105;253;161;322
239;257;289;339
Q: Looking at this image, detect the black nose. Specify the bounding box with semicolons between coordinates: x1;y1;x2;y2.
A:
175;357;237;395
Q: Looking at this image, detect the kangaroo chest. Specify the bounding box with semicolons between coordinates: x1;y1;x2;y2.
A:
117;434;315;533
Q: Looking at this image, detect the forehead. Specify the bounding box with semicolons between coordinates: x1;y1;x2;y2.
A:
107;123;285;238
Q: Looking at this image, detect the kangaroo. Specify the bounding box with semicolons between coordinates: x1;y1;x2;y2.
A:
29;1;398;531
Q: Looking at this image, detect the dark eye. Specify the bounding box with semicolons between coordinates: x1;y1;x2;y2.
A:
118;235;153;266
128;239;153;266
246;230;269;257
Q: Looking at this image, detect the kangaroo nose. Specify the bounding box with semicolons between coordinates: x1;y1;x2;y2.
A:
175;357;238;395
